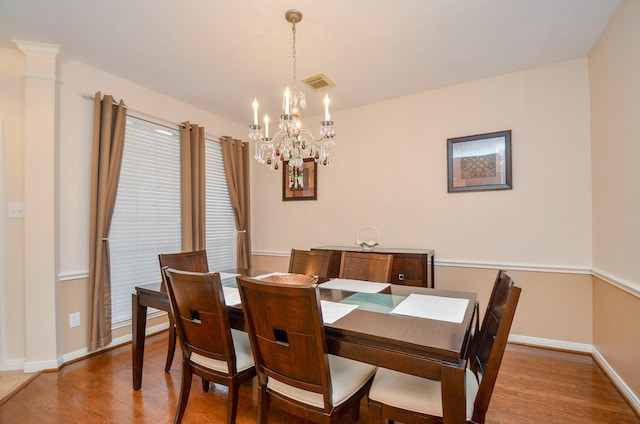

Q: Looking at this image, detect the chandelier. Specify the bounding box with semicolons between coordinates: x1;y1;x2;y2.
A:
249;9;336;177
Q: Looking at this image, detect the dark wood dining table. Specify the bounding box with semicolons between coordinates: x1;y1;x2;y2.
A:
132;269;477;424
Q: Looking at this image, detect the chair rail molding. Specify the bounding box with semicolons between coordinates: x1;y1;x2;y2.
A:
591;267;640;299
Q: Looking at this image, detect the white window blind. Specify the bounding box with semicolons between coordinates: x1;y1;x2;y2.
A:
110;117;181;327
205;140;237;271
109;117;238;328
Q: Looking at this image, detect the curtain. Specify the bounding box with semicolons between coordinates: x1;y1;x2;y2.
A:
180;122;206;251
88;92;127;351
220;136;252;268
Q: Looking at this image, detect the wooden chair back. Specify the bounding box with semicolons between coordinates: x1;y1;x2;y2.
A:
338;251;393;283
468;270;521;423
158;250;209;292
157;250;209;373
237;276;335;414
163;268;237;374
288;249;332;278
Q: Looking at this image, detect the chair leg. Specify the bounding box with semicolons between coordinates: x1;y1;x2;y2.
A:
202;378;211;392
368;400;384;424
351;402;360;421
165;318;177;372
174;363;193;424
257;385;269;424
227;381;239;424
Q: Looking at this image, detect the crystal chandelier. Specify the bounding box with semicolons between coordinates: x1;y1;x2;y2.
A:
249;9;336;175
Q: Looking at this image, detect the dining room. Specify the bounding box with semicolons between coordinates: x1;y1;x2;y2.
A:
0;0;639;422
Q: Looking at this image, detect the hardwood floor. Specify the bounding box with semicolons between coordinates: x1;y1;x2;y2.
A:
0;332;637;423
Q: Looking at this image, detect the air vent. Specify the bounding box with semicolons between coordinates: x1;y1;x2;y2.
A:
302;73;335;92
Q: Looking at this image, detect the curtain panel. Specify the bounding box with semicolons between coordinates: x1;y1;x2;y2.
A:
180;122;206;251
220;136;252;268
88;92;127;351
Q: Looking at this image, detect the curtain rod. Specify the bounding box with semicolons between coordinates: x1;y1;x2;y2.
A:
82;93;223;142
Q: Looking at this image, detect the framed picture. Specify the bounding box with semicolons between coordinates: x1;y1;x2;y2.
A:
282;158;317;201
447;130;512;193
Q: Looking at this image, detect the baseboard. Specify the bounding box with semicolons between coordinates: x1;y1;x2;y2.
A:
24;357;63;373
1;359;25;372
62;320;170;364
592;347;640;416
508;334;593;353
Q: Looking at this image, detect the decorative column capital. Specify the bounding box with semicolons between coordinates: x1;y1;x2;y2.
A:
13;40;60;58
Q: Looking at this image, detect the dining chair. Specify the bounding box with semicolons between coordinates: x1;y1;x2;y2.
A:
163;268;256;424
157;250;209;372
338;251;393;283
288;249;332;278
237;276;377;424
368;270;521;424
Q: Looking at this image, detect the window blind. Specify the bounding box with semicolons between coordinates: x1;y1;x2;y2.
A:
110;117;181;326
205;140;237;271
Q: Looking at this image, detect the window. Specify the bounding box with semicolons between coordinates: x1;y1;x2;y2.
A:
109;116;236;327
205;140;237;271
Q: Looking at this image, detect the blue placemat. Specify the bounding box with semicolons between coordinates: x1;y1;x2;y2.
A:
221;277;237;288
340;292;406;314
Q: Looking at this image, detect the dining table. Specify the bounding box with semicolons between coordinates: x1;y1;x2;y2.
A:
132;269;477;424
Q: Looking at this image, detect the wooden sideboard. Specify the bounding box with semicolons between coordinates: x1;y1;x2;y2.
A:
312;246;435;288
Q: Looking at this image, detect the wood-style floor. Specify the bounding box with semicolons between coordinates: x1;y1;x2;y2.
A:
0;331;638;423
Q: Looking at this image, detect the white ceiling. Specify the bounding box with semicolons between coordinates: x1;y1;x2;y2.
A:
0;0;620;125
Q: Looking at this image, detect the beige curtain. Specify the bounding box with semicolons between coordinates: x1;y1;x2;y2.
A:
180;122;206;251
88;92;127;351
220;136;252;268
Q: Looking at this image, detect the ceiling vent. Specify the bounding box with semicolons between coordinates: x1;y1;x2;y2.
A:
302;73;335;92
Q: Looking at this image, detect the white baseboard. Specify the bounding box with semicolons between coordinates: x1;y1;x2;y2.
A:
7;321;171;371
62;321;170;364
510;334;639;416
2;358;26;372
24;357;63;373
592;347;640;416
508;334;593;353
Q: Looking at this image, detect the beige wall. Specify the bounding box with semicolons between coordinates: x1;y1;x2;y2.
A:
251;58;595;347
589;0;640;406
593;278;640;398
251;58;592;270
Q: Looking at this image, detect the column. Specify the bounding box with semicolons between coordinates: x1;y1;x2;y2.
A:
14;40;61;371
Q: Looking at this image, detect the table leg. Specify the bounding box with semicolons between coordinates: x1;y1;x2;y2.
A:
132;293;148;390
441;364;466;424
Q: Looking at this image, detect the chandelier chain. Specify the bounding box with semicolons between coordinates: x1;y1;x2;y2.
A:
292;22;297;85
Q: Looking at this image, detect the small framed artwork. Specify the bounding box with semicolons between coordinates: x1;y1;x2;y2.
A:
447;130;512;193
282;158;317;201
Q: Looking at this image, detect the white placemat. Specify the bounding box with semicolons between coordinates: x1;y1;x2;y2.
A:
219;272;240;280
223;287;241;306
318;278;390;293
390;294;469;323
320;300;359;324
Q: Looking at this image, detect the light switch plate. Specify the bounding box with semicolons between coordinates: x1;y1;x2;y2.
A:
8;203;24;218
69;312;81;328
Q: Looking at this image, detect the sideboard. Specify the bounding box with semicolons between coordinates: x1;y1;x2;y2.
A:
312;246;435;288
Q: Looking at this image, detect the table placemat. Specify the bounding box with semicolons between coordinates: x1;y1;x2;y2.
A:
340;292;407;314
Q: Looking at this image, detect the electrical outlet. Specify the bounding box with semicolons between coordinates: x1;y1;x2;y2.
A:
69;312;81;328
